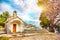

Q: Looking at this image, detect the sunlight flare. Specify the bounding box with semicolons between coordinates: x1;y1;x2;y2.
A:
38;7;44;13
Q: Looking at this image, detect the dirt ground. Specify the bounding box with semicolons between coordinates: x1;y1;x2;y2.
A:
9;33;60;40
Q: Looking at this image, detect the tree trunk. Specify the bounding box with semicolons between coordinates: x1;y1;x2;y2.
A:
49;27;54;32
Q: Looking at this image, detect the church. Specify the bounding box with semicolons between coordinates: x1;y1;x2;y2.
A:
4;11;37;34
0;11;41;34
5;11;27;34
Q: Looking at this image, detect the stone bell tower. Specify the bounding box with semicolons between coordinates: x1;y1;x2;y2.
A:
13;10;17;17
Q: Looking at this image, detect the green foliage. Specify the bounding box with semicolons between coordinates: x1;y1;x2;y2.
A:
3;11;10;20
0;14;5;23
0;14;5;26
0;36;10;40
0;11;10;27
40;14;50;28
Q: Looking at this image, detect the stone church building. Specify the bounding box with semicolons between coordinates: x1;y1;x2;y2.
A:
0;11;40;34
5;11;27;34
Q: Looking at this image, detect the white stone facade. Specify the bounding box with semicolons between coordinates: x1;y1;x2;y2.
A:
5;11;25;34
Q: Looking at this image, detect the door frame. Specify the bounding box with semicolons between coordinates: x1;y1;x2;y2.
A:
13;24;16;33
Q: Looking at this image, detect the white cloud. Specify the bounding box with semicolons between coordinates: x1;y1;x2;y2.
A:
13;0;41;25
0;0;41;27
0;3;14;14
19;14;40;25
13;0;26;10
20;15;31;21
13;0;40;14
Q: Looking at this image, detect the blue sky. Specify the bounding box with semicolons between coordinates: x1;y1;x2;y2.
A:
0;0;41;28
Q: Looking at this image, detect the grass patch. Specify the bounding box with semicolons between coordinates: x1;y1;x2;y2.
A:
0;36;10;40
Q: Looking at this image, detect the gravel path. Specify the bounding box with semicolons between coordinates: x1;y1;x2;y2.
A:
9;33;60;40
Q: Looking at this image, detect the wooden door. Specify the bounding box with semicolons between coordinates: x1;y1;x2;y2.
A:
13;24;16;33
